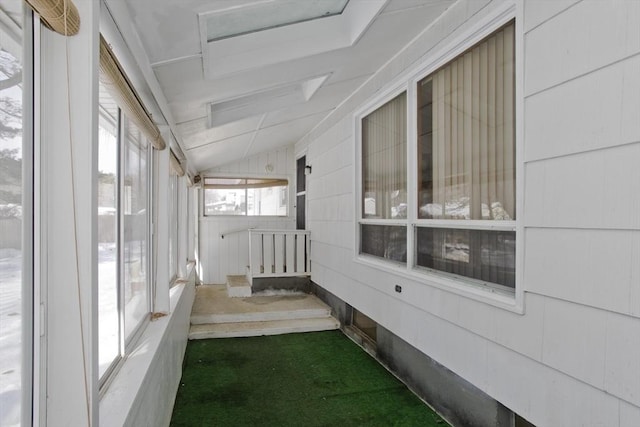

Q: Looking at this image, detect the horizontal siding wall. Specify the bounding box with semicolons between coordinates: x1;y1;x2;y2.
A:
521;1;640;423
199;147;296;284
296;0;640;426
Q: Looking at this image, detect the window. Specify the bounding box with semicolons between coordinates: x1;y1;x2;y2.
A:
359;92;407;262
416;22;515;289
358;21;516;292
205;0;349;42
351;308;377;343
98;83;152;382
168;173;178;281
187;185;195;261
204;177;288;216
98;86;119;379
122;118;149;340
0;2;30;424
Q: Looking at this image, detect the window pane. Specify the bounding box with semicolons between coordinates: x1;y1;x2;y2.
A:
123;118;148;341
206;0;348;42
204;188;246;215
416;227;515;288
360;224;406;262
98;85;119;377
0;2;24;422
247;185;287;216
362;93;407;219
169;174;178;280
296;194;305;230
418;22;515;220
187;187;193;260
296;156;306;193
203;177;288;216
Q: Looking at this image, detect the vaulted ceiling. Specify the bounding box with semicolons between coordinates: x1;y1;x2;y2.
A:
105;0;454;172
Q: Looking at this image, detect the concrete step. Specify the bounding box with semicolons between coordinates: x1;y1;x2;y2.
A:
191;285;332;325
227;275;251;298
191;303;331;325
189;316;340;340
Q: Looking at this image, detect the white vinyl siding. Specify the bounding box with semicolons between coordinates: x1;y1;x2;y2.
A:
298;1;640;425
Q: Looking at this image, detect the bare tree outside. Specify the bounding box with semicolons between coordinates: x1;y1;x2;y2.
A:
0;9;24;425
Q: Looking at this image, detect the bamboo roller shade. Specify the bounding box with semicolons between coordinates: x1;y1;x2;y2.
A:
204;178;288;189
25;0;80;36
170;150;185;176
99;35;166;151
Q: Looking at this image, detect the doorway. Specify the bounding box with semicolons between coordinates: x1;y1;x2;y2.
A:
296;155;306;230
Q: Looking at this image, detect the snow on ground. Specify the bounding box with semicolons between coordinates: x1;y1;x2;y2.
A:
99;243;119;377
0;249;22;427
253;289;305;297
0;243;131;426
98;241;150;376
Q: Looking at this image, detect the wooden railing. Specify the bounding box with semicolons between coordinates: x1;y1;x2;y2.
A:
248;229;310;283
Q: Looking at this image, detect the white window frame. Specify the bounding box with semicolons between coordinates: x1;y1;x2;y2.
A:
97;103;154;390
201;174;290;218
355;85;411;267
121;117;153;348
168;172;179;283
354;3;523;312
0;4;37;424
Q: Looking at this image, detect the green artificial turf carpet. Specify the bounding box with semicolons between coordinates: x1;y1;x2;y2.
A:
170;330;448;426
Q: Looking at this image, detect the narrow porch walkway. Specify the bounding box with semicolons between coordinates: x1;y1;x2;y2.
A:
170;331;449;426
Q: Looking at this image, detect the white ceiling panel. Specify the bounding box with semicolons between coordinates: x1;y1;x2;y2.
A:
114;0;455;172
157;41;382;125
123;0;277;65
261;74;370;128
199;1;385;78
247;111;330;157
187;132;254;171
381;0;451;14
177;115;263;149
123;0;202;64
206;74;330;128
152;56;204;102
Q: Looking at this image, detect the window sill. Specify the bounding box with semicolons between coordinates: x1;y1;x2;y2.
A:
201;215;291;219
99;279;194;426
353;254;524;314
170;261;197;288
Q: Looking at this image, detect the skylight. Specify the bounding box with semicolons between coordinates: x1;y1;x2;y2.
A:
206;0;349;42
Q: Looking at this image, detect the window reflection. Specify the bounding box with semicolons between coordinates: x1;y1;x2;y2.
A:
123;118;149;342
417;22;515;221
416;227;515;289
169;174;178;280
361;93;407;220
0;1;25;424
204;177;288;216
361;224;406;263
98;85;119;378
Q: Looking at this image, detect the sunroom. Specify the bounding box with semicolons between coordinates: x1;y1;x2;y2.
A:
1;0;639;426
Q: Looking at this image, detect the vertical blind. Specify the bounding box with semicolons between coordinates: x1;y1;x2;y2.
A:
415;21;516;288
361;92;407;219
421;22;515;221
